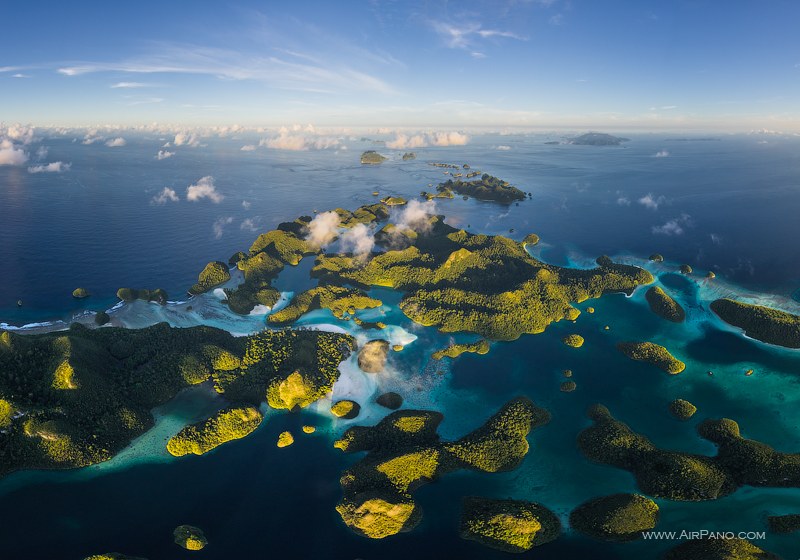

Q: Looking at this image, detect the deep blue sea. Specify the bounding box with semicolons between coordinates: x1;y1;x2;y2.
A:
1;131;800;559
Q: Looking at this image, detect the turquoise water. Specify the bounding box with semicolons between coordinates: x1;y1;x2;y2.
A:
1;133;800;558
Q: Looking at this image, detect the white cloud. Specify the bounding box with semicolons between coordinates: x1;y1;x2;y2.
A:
305;211;341;248
35;146;48;160
616;196;631;206
240;144;257;151
0;139;28;166
213;217;234;239
151;187;179;205
156;150;174;160
240;218;259;232
432;22;526;50
397;199;437;232
173;132;200;147
28;161;71;173
3;124;35;144
710;233;723;245
186;176;224;203
339;223;375;257
386;131;470;149
496;145;511;151
654;150;669;158
105;137;126;147
111;82;148;88
242;200;251;210
638;193;666;210
261;128;340;151
652;213;692;236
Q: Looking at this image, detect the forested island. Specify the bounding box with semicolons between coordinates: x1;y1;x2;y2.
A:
710;298;800;348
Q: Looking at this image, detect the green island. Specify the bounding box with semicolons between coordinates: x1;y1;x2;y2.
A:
173;524;207;551
616;341;685;374
334;397;550;539
0;323;353;476
72;288;90;299
436;173;527;203
84;554;147;560
645;286;686;322
767;513;800;534
562;334;584;348
381;196;406;206
710;298;800;348
668;398;697;420
680;264;693;274
188;261;231;295
578;404;800;501
268;285;382;325
662;537;780;560
401;152;416;160
431;339;489;360
649;254;664;262
361;150;387;164
569;493;659;542
459;497;561;553
376;392;403;409
331;399;361;419
569;133;629;146
166;406;263;456
522;233;539;247
560;380;577;392
116;287;168;305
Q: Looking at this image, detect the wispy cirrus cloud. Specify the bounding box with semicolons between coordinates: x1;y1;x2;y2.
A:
57;42;396;95
111;81;152;88
431;22;527;51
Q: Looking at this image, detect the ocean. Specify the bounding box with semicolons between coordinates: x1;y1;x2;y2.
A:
1;131;799;559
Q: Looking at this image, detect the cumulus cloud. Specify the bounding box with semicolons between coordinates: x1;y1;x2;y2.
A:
156;150;174;160
240;144;257;151
28;161;71;173
339;223;375;257
151;187;179;205
616;196;631;206
305;211;341;248
186;176;224;203
0;138;28;166
213;217;234;239
496;145;511;151
174;132;200;147
4;124;35;144
260;127;340;151
652;213;692;236
654;150;670;158
105;137;126;147
638;193;666;210
397;199;437;233
240;218;259;232
386;131;470;149
242;200;251;210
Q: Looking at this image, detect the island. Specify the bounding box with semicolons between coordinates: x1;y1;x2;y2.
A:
361;150;387;164
710;298;800;348
116;287;168;305
562;334;584;348
668;398;697;420
188;261;231;295
0;324;353;476
577;404;800;501
334;398;550;539
645;286;686;322
376;392;403;409
663;537;780;560
648;254;664;262
84;554;147;560
569;493;659;542
331;399;361;419
616;341;685;374
767;514;800;534
680;264;693;274
166;407;263;456
173;525;207;551
436;173;526;204
401;152;416;160
431;340;489;360
568;133;629;146
460;497;561;552
72;288;90;299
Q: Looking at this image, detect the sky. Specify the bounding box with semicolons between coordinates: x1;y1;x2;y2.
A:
2;0;800;130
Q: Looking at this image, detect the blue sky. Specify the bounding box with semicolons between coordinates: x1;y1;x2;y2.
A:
2;0;799;130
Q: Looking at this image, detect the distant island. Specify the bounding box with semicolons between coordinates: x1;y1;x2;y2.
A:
436;173;527;204
569;133;629;146
361;150;387;164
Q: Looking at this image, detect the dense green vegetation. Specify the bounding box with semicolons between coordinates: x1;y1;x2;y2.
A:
767;514;800;534
166;407;263;456
431;339;489;360
376;392;403;410
460;497;561;552
189;261;231;295
569;493;659;542
380;196;406;206
331;399;361;419
401;152;416;160
560;381;577;392
437;173;526;203
313;220;653;340
361;150;387;164
616;341;685;374
173;525;207;551
116;288;168;305
668;399;697;420
648;254;664;262
562;334;584;348
334;398;550;539
645;286;686;322
578;404;800;501
662;537;780;560
72;288;90;299
680;264;693;274
0;324;353;476
268;285;382;325
522;233;539;246
84;554;147;560
710;298;800;348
